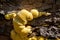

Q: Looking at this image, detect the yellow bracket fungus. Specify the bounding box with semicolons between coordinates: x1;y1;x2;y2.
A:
5;9;51;40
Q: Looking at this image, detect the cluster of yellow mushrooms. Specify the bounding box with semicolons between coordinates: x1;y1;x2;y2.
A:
5;9;60;40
